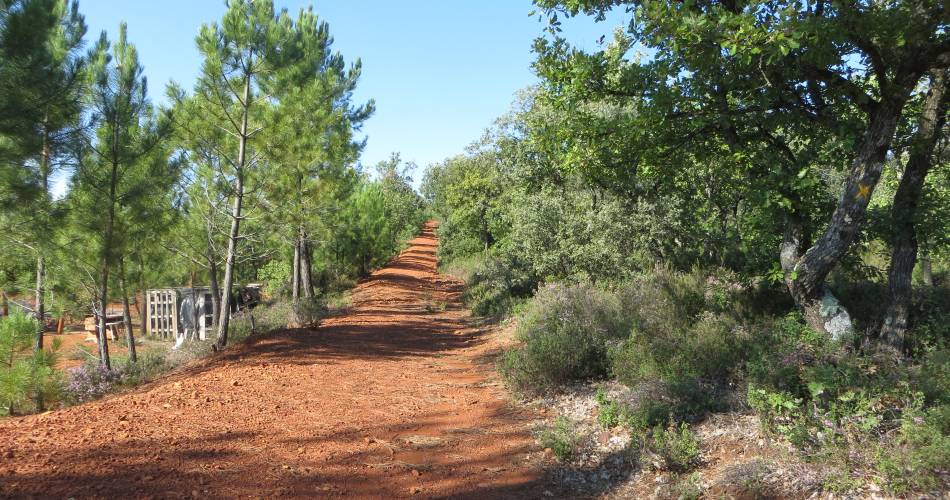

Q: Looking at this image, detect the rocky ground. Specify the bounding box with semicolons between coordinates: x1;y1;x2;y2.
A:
523;378;936;499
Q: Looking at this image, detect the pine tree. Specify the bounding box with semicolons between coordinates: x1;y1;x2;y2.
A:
0;311;57;415
69;24;172;369
265;6;373;324
0;0;85;365
173;0;295;348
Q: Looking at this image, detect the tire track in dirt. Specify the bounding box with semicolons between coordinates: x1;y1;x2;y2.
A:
0;221;543;499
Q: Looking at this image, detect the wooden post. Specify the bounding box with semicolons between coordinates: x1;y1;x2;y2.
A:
171;290;178;340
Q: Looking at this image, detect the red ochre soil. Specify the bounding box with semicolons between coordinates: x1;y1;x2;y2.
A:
0;222;545;499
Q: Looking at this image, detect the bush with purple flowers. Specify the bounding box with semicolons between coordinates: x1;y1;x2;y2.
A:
62;363;123;404
62;350;169;404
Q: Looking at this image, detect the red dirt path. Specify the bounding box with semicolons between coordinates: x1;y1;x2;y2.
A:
0;222;545;499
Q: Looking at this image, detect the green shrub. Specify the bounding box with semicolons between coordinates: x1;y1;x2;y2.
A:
608;267;757;393
646;422;702;472
463;254;535;318
259;259;291;298
668;472;704;500
0;312;59;415
227;300;312;342
539;416;582;461
608;279;753;425
594;382;695;433
919;349;950;405
609;313;748;388
596;388;623;428
874;405;950;494
115;350;168;386
748;356;918;451
624;395;679;431
875;407;950;495
291;297;328;326
907;284;950;355
746;317;950;494
500;267;764;400
499;281;628;394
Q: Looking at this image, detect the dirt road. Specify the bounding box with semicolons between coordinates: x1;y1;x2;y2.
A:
0;222;543;499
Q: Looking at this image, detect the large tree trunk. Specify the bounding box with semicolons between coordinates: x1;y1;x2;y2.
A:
34;255;44;351
32;254;45;411
34;136;50;353
300;229;314;299
880;71;949;350
208;253;221;330
216;172;244;349
96;143;119;369
292;238;300;302
786;96;911;338
215;75;250;350
119;259;137;363
96;266;112;370
291;236;301;325
136;255;148;338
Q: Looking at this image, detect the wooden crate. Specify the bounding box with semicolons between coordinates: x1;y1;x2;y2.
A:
146;288;214;340
146;289;177;339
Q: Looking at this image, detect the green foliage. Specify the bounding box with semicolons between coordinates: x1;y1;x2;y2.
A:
64;20;177;367
336;168;426;277
876;406;950;494
501;267;762;413
607;268;755;388
593;386;677;433
539;416;581;461
0;312;58;414
595;388;621;429
645;422;701;472
0;0;85;204
499;281;629;394
461;254;535;318
668;472;704;500
259;259;291;298
907;285;950;354
746;323;950;493
919;349;950;405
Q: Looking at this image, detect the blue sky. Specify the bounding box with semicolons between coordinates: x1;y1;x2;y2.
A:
79;1;628;183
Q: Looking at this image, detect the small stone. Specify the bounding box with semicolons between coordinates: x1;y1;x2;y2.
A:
409;486;422;495
3;450;13;459
231;380;240;386
411;469;421;477
191;490;200;498
296;447;304;453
